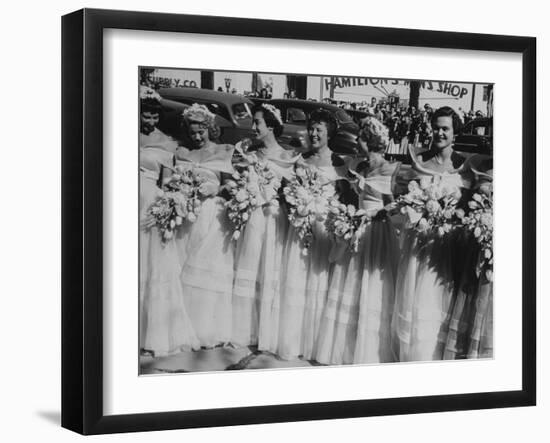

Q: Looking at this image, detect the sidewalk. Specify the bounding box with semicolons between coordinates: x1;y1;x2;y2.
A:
140;346;322;374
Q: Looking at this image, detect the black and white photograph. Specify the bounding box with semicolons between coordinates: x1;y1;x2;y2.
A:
138;67;494;374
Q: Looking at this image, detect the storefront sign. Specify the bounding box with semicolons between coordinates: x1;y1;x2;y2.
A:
324;77;470;98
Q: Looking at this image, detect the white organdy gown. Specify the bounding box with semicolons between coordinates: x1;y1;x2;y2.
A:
277;155;343;361
316;162;400;365
139;137;200;356
392;171;464;362
231;146;299;351
176;144;236;348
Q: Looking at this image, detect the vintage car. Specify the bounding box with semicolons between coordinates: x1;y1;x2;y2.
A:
454;117;493;155
157;87;257;145
264;99;360;155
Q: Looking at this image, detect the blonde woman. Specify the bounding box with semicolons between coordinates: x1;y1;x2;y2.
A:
175;103;236;348
316;116;401;365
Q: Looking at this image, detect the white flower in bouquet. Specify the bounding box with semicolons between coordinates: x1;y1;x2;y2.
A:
325;199;369;253
396;175;462;239
408;180;420;192
460;184;493;282
161;167;206;224
425;199;441;214
283;166;333;253
417;218;430;232
479;182;493;197
225;156;280;241
235;189;248;203
146;190;194;243
480;212;493;229
419;176;432;190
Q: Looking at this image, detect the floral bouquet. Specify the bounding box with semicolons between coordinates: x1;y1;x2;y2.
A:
146;166;205;242
161;165;205;222
325;200;369;253
146;190;184;242
458;182;493;281
396;175;462;238
224;155;281;241
283;166;335;255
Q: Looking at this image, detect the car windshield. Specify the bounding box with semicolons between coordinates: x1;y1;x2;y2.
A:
287;107;307;123
232;102;252;121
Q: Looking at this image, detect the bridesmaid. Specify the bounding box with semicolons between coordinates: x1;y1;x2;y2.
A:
316;116;401;365
231;104;299;351
139;86;199;356
176;103;236;348
392;106;467;362
444;157;493;359
278;109;354;361
466;164;493;359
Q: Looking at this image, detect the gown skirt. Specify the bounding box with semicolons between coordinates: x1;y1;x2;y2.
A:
179;196;234;348
139;171;200;356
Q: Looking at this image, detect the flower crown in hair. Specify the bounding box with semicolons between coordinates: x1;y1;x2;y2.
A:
261;103;283;126
183;103;216;126
360;116;390;149
139;85;162;102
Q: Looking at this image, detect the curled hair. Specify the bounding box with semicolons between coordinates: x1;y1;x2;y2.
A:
252;104;283;137
431;106;463;134
182;103;220;140
140;98;162;115
139;85;163;114
308;108;337;139
359;116;389;152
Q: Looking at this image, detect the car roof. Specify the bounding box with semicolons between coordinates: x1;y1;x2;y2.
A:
268;98;344;112
160;97;188;111
467;116;491;123
158;87;253;105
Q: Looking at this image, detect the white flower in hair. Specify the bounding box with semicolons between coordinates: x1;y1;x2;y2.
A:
183;103;216;126
139;85;162;102
360;116;390;150
261;103;283;126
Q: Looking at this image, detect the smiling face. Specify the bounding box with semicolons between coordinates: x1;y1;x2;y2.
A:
188;122;210;149
431;116;455;150
252;111;271;140
140;111;160;135
308;122;329;151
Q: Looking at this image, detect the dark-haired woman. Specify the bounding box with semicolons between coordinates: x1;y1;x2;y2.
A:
278;109;354;361
393;106;469;362
139;87;200;356
231;104;300;351
175;103;236;348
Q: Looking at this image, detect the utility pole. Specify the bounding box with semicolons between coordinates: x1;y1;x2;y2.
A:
408;80;420;109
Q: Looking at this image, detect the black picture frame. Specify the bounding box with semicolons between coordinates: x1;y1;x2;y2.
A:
62;8;536;435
